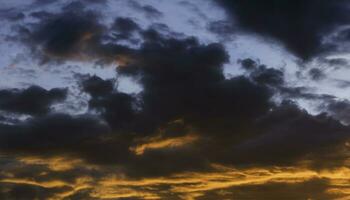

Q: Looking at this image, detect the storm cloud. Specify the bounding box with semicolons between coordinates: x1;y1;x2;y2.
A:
1;0;350;199
216;0;350;60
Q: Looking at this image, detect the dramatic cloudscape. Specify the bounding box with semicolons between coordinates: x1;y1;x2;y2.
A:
1;0;350;199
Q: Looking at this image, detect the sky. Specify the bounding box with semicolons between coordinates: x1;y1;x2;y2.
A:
1;0;350;199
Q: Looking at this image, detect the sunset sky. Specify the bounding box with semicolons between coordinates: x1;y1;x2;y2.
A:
1;0;350;199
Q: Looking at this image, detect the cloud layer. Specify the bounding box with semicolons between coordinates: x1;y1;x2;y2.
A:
1;0;350;199
217;0;350;60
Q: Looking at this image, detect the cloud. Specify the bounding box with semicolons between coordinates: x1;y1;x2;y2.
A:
129;1;163;19
308;68;326;81
324;58;349;68
278;86;335;101
240;60;284;87
321;99;350;125
207;20;236;40
0;9;25;21
29;11;53;19
0;86;67;116
0;182;70;200
2;3;350;198
113;17;138;32
196;178;343;200
238;58;336;101
2;29;350;176
29;10;104;61
19;9;139;64
34;0;107;6
230;101;350;167
216;0;350;60
80;75;115;98
111;17;141;40
2;157;350;200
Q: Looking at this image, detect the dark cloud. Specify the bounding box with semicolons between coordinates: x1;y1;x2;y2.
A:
34;0;106;6
217;0;350;59
278;86;335;101
112;17;140;34
141;5;163;18
111;17;141;41
334;79;350;89
80;75;115;98
87;90;137;132
19;10;184;65
0;113;138;168
308;68;326;81
62;1;86;11
0;8;25;21
238;58;258;71
80;0;107;4
0;30;274;175
0;86;67;116
325;58;349;67
79;74;139;133
3;28;350;176
3;5;350;198
197;179;341;200
230;101;350;166
238;59;336;102
33;0;56;5
207;20;235;40
239;58;284;86
7;13;25;21
81;33;268;142
20;9;138;64
250;65;284;86
0;183;69;200
0;114;109;154
321;99;350;125
29;10;103;60
129;1;163;19
333;27;350;42
29;11;53;19
113;33;349;171
115;35;273;139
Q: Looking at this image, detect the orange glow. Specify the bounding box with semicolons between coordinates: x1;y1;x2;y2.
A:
2;156;350;199
130;134;198;155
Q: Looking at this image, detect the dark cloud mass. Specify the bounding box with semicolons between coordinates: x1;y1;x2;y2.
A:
80;75;115;98
112;17;140;34
22;9;138;64
239;59;285;85
111;17;141;41
217;0;350;59
0;86;67;115
0;114;109;154
3;26;349;170
321;99;350;125
233;101;350;166
0;183;69;200
30;10;103;60
1;1;350;199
